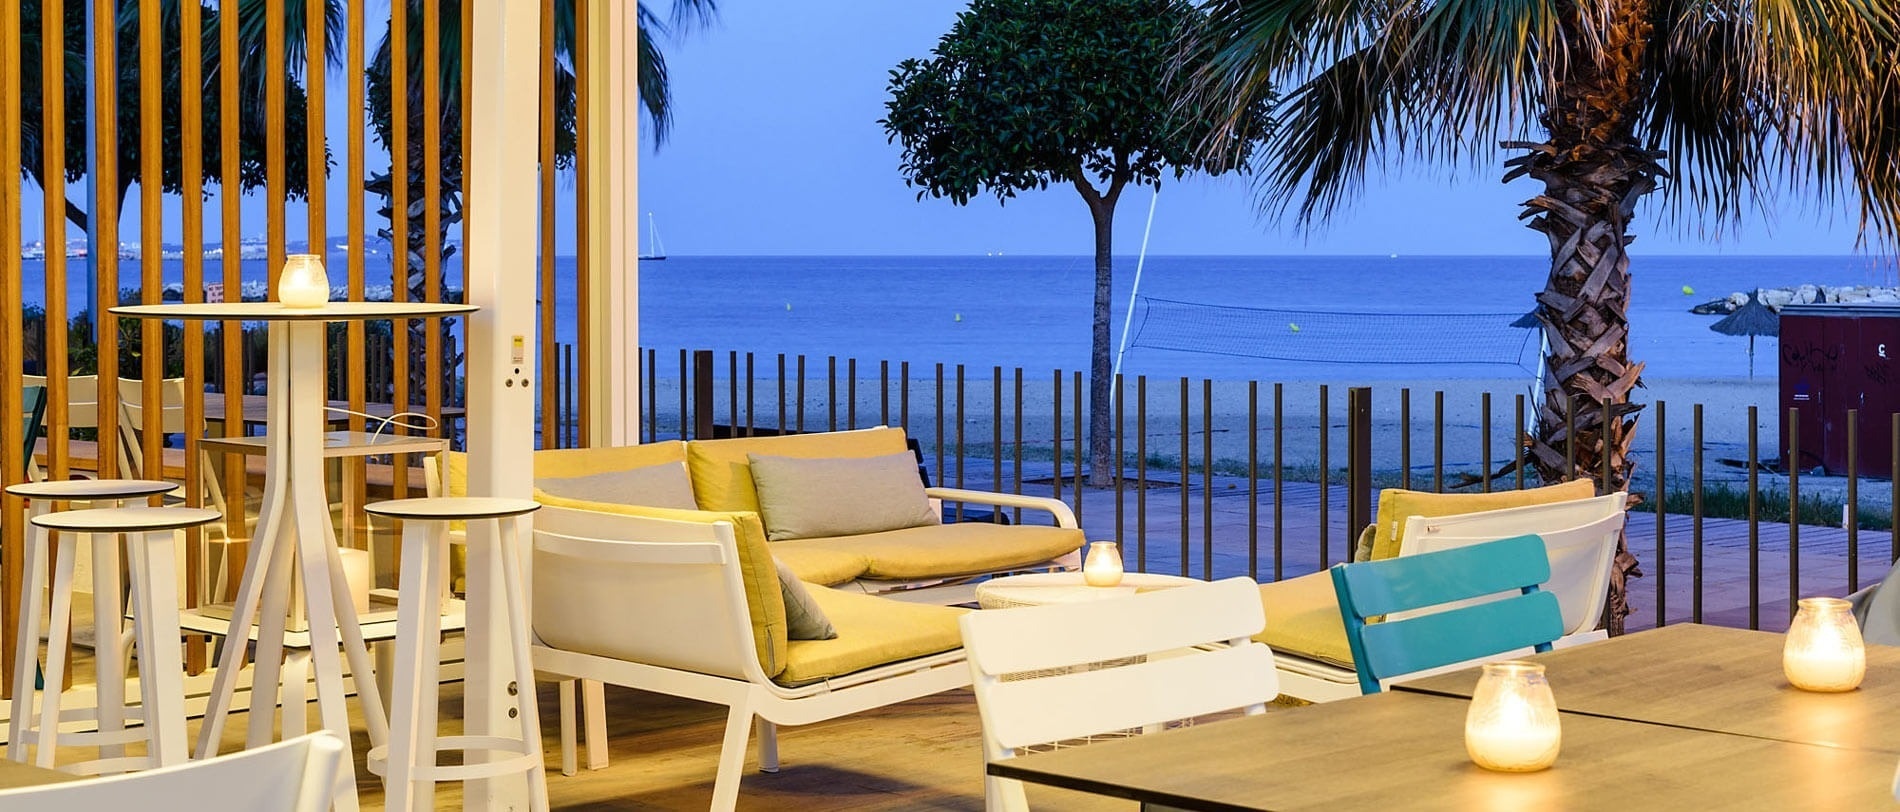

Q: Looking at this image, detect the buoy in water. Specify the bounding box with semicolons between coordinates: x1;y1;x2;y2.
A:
1681;285;1695;295
1289;323;1301;332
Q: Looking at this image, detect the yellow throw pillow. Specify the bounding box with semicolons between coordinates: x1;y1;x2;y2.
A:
1368;479;1598;561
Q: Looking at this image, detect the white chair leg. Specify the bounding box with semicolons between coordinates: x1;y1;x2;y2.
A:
8;509;50;763
582;679;608;771
710;701;755;812
558;679;578;777
34;533;80;769
987;775;1031;812
755;718;780;773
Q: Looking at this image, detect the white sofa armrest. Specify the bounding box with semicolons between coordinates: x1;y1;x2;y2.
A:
924;487;1078;529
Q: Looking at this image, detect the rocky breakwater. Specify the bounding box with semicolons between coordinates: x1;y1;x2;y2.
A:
1690;285;1900;314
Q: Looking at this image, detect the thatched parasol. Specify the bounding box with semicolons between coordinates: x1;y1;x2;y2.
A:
1709;290;1780;378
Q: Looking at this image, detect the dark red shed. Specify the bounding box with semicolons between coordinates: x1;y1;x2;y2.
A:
1779;303;1900;478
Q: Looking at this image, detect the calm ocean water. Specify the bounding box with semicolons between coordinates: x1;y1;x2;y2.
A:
22;254;1896;381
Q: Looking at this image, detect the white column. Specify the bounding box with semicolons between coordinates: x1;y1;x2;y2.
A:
583;0;640;446
465;0;541;808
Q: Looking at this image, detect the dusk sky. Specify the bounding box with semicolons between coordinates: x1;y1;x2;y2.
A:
14;1;1878;259
639;1;1871;257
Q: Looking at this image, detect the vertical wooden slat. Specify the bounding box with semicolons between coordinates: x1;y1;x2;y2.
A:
348;0;367;438
181;0;208;670
538;0;558;448
423;0;444;436
138;0;162;495
266;0;286;296
0;0;23;692
306;0;326;277
219;0;242;532
42;0;70;483
573;0;592;444
389;0;410;495
94;0;122;480
458;0;472;441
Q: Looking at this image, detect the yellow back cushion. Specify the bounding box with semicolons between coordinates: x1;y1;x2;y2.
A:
1368;479;1598;561
686;427;910;513
442;441;690;497
530;489;790;678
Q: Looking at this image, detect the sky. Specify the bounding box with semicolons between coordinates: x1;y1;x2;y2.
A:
14;1;1881;258
637;1;1875;257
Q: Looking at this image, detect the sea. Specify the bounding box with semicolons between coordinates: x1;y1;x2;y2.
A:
19;253;1898;381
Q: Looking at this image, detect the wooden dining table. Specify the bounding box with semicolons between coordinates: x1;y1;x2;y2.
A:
990;624;1900;811
1396;623;1900;755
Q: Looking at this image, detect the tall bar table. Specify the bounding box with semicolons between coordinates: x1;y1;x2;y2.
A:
113;301;475;811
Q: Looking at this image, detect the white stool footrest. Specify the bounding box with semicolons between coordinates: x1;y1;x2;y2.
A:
34;723;152;748
366;736;540;782
61;754;157;776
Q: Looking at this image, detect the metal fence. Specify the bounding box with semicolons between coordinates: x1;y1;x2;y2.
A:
642;348;1900;634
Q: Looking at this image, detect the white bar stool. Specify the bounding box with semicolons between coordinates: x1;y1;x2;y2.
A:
9;495;215;775
6;478;178;772
363;497;546;812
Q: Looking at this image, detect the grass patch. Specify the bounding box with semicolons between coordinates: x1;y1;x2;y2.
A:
1661;482;1895;531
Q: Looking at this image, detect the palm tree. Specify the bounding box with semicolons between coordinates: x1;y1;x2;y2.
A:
365;0;717;401
1181;0;1900;631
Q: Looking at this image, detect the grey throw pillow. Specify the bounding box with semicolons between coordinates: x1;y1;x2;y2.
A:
535;461;698;510
747;451;940;541
777;559;838;640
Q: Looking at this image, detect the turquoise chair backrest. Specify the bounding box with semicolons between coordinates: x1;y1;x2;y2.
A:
21;385;47;471
1331;534;1565;694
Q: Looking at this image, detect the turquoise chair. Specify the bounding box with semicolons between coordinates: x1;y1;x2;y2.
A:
1331;534;1566;694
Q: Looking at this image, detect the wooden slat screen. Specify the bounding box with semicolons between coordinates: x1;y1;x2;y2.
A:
0;0;599;694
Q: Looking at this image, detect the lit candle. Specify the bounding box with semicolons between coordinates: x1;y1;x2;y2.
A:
1784;597;1865;692
1082;541;1123;587
1465;661;1561;772
278;253;331;308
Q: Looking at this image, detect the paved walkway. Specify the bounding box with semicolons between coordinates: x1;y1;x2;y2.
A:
954;460;1894;635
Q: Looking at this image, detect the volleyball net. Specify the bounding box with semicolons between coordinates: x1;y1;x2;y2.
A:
1122;296;1544;374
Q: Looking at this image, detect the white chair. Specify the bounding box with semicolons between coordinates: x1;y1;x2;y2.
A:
1397;491;1629;641
1270;492;1628;702
960;577;1280;812
530;506;972;811
0;731;346;811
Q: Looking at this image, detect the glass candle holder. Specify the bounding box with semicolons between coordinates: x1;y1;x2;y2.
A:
1465;661;1561;772
1082;541;1123;587
278;253;331;308
1784;597;1865;692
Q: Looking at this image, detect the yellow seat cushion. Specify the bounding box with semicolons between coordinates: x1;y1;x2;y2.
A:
531;489;792;678
1255;571;1353;668
771;545;870;587
442;442;690;496
775;523;1084;581
1367;480;1597;562
776;587;967;687
686;427;910;513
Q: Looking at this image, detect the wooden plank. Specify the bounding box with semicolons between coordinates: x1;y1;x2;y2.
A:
574;0;591;446
139;0;162;501
40;0;69;483
346;0;366;433
0;0;22;696
991;690;1900;811
390;0;410;499
180;0;208;672
539;0;558;448
0;759;73;789
266;0;286;298
423;0;443;445
218;0;244;532
92;0;120;479
1396;623;1900;755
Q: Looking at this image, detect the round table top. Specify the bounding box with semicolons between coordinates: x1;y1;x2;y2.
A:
366;497;541;521
112;301;476;322
32;506;223;533
6;478;178;500
974;570;1205;609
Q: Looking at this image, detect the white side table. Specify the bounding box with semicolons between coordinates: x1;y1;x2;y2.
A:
18;506;219;774
974;571;1204;610
116;301;474;812
363;497;546;812
5;478;177;773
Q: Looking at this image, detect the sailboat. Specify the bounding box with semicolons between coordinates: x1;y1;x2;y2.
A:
640;212;668;261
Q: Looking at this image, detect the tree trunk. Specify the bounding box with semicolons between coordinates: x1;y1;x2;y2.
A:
1087;197;1116;488
1509;0;1660;635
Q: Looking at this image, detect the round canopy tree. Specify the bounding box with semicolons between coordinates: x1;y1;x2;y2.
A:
883;0;1272;487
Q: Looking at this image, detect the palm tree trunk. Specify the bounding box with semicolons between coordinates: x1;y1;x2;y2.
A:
1509;0;1661;634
